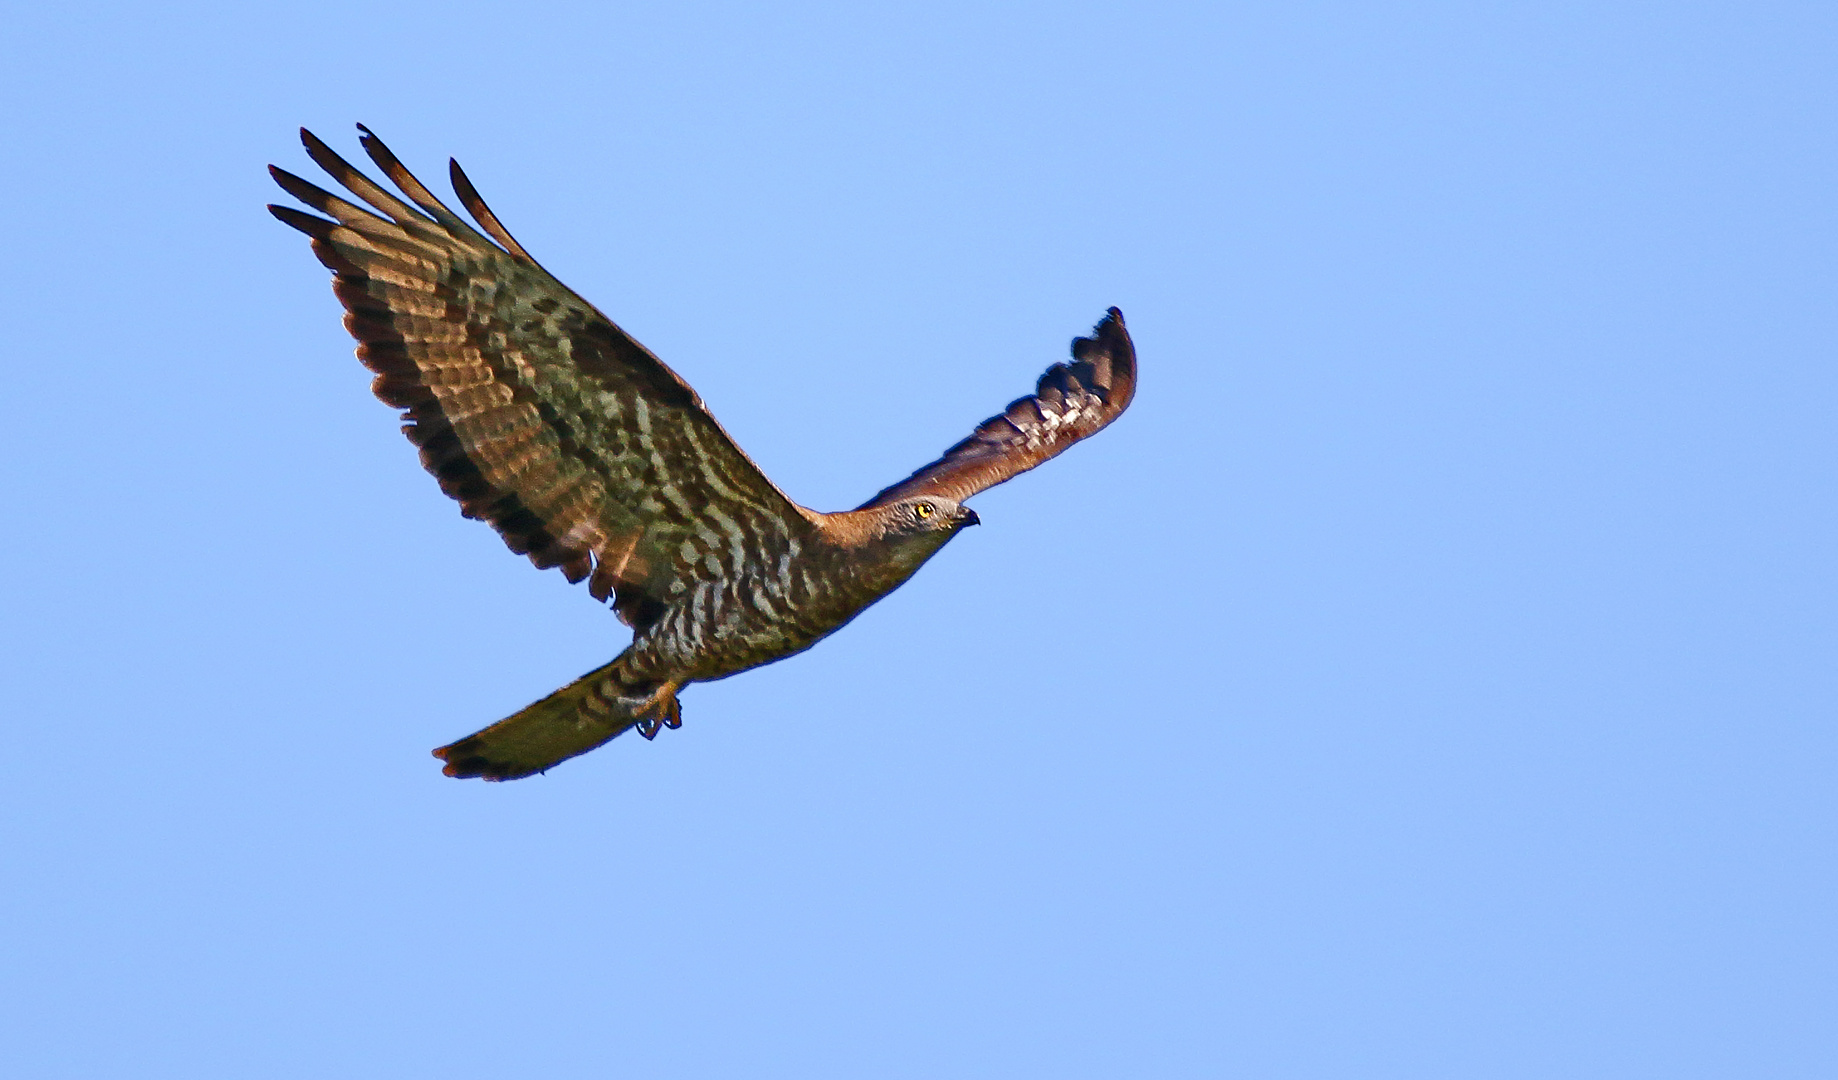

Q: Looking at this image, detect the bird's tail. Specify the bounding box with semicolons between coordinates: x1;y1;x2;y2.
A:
432;657;681;781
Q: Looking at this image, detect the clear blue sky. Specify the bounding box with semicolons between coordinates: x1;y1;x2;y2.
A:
3;2;1833;1076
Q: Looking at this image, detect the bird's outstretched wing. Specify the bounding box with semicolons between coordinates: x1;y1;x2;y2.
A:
269;127;815;629
860;308;1136;508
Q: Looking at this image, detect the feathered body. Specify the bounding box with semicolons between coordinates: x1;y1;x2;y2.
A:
270;127;1136;779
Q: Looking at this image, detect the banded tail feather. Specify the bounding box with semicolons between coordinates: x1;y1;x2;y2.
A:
432;658;683;780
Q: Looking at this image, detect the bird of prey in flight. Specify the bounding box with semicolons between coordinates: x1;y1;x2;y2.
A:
269;126;1137;780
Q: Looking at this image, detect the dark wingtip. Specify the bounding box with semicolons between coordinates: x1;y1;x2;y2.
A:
298;127;340;164
1073;306;1134;363
269;164;330;206
267;203;333;236
1069;306;1137;415
448;157;473;202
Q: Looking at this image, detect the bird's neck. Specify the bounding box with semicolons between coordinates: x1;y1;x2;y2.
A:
810;509;956;597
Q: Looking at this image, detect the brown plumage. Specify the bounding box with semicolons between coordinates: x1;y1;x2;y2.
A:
270;126;1138;780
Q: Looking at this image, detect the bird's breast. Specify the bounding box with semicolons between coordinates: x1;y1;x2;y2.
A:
633;544;922;682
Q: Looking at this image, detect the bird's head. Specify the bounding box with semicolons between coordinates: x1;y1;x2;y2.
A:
860;496;979;570
885;496;980;535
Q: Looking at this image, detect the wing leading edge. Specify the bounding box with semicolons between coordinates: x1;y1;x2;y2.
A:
860;308;1136;509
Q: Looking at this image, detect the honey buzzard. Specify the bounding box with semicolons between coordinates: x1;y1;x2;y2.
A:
269;127;1137;780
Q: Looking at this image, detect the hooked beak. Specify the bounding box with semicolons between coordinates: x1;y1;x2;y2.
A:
959;508;980;528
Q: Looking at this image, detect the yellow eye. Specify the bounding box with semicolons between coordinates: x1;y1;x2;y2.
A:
915;502;934;520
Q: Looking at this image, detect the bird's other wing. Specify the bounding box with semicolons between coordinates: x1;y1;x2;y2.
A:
859;308;1136;508
269;126;815;629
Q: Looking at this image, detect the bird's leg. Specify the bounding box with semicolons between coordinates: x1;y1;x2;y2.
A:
631;680;684;741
